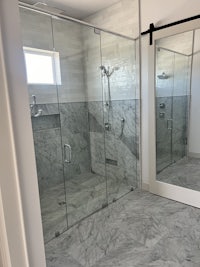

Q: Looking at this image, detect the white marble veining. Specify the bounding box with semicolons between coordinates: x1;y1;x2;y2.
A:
156;96;188;173
157;157;200;191
45;191;200;267
41;172;107;242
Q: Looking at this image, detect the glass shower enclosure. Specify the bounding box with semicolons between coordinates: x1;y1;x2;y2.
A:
155;43;192;174
19;6;140;243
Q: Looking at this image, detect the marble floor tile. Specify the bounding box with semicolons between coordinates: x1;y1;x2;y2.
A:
45;190;200;267
41;172;107;242
157;157;200;191
42;171;134;242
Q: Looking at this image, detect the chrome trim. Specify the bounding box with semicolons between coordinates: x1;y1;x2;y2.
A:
167;119;173;130
64;144;72;163
18;1;136;41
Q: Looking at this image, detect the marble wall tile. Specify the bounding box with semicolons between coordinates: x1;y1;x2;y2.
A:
33;127;63;193
59;102;91;179
88;99;139;202
35;103;59;115
156;96;188;173
32;124;67;243
32;102;94;239
172;96;188;162
31;114;60;131
89;132;106;177
88;102;104;132
156;97;173;172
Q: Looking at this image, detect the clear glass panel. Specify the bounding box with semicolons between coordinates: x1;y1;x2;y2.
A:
100;31;139;203
19;7;67;242
51;18;107;226
156;31;194;188
155;48;174;173
172;53;189;163
19;1;140;244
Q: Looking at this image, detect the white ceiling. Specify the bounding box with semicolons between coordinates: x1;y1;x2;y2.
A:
20;0;120;19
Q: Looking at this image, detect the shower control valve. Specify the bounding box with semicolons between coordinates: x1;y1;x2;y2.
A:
159;103;165;109
105;122;111;131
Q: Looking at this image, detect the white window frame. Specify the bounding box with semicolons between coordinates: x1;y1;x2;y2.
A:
23;46;61;85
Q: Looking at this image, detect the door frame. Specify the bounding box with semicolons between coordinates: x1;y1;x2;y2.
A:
148;18;200;208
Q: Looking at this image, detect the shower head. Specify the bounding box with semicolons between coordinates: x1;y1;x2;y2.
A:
100;65;109;77
100;65;120;77
157;72;169;80
99;65;106;71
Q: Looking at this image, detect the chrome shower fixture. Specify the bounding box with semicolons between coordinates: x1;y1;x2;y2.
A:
30;95;42;117
157;72;169;80
100;65;120;110
100;65;120;77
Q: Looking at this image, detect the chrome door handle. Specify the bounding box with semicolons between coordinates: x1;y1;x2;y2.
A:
64;144;72;163
167;119;173;130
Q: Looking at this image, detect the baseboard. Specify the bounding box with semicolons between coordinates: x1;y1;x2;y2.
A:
188;152;200;158
142;182;149;191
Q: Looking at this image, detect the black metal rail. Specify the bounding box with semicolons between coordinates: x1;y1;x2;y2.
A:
141;14;200;45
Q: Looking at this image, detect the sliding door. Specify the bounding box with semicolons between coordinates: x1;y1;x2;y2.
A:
148;18;200;207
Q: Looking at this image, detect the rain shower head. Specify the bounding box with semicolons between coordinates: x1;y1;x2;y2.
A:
157;72;169;80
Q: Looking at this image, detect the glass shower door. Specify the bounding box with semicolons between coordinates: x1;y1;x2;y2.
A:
155;48;174;173
100;31;139;203
156;45;192;176
19;7;68;243
171;53;190;163
149;22;200;208
52;18;107;227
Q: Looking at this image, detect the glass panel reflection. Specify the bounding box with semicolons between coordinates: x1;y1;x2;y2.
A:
156;29;200;191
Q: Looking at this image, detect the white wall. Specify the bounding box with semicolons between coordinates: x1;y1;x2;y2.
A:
0;0;46;266
85;0;139;38
140;0;200;187
189;29;200;155
141;0;200;32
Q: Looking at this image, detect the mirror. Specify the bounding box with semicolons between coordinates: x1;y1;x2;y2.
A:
156;28;200;191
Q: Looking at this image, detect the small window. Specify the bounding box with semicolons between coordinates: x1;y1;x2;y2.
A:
23;47;61;85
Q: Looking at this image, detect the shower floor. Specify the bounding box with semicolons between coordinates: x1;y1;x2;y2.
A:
157;157;200;191
45;190;200;267
41;171;132;242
